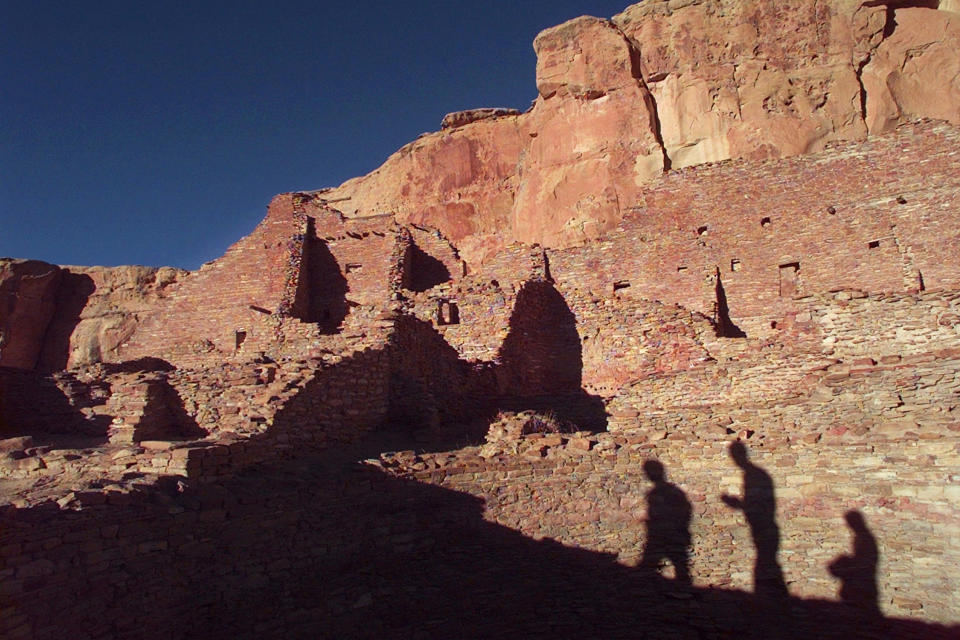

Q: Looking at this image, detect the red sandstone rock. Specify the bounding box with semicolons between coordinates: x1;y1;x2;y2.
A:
861;7;960;133
324;1;960;264
0;259;63;369
42;265;185;370
0;259;184;371
441;108;522;130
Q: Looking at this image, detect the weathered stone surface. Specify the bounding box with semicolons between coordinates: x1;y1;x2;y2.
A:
440;108;521;130
515;17;665;247
0;260;184;371
861;7;960;133
39;265;184;370
0;259;62;369
3;3;960;638
324;1;960;263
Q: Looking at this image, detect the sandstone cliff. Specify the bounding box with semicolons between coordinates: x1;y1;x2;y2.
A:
0;259;185;370
324;0;960;264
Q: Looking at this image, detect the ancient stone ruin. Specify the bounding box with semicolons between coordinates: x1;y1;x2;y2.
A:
2;2;960;638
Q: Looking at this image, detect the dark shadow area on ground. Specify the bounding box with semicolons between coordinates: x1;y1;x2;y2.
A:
3;315;957;639
3;439;957;640
0;366;111;445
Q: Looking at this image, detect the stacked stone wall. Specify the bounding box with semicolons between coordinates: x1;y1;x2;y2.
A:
394;427;959;623
118;194;304;367
540;122;960;338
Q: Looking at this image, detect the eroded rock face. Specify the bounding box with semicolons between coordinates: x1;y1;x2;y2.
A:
613;0;875;166
324;1;960;266
0;260;63;369
862;7;960;133
39;265;185;370
441;108;522;130
0;259;184;371
330;115;526;265
514;17;665;248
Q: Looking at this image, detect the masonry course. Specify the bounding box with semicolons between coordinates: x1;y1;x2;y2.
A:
2;1;960;637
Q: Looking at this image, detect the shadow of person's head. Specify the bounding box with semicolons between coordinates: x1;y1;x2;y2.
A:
643;459;665;483
729;440;750;467
844;510;868;533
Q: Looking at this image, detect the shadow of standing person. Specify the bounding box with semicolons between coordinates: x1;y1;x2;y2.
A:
829;510;881;616
640;459;692;587
722;441;789;599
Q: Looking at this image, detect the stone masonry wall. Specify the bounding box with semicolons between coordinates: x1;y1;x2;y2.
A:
543;121;960;339
391;426;959;623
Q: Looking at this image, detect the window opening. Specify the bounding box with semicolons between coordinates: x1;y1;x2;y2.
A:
779;262;800;298
437;300;460;325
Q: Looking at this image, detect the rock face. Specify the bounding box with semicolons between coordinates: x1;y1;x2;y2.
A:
325;1;960;264
0;259;184;371
861;7;960;133
39;265;184;370
0;260;62;369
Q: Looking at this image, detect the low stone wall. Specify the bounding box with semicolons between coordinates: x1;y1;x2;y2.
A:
392;427;960;623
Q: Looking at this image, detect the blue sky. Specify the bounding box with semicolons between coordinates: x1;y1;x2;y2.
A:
1;1;633;269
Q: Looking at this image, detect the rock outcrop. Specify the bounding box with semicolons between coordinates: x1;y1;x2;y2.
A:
0;260;62;369
0;259;184;371
324;1;960;264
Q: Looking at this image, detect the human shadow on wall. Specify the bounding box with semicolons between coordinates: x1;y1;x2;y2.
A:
721;440;789;599
37;271;95;372
6;342;959;639
639;459;692;586
9;441;957;640
293;222;350;334
829;510;881;617
495;279;607;431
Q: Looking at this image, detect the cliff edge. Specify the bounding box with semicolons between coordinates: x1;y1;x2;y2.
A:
324;0;960;264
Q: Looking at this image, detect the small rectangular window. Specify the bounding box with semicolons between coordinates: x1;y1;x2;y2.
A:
868;240;880;249
731;259;742;272
437;300;460;325
613;281;630;291
779;262;800;298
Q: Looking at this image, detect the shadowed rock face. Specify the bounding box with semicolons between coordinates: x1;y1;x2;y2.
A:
325;1;960;266
0;259;185;371
0;260;62;369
